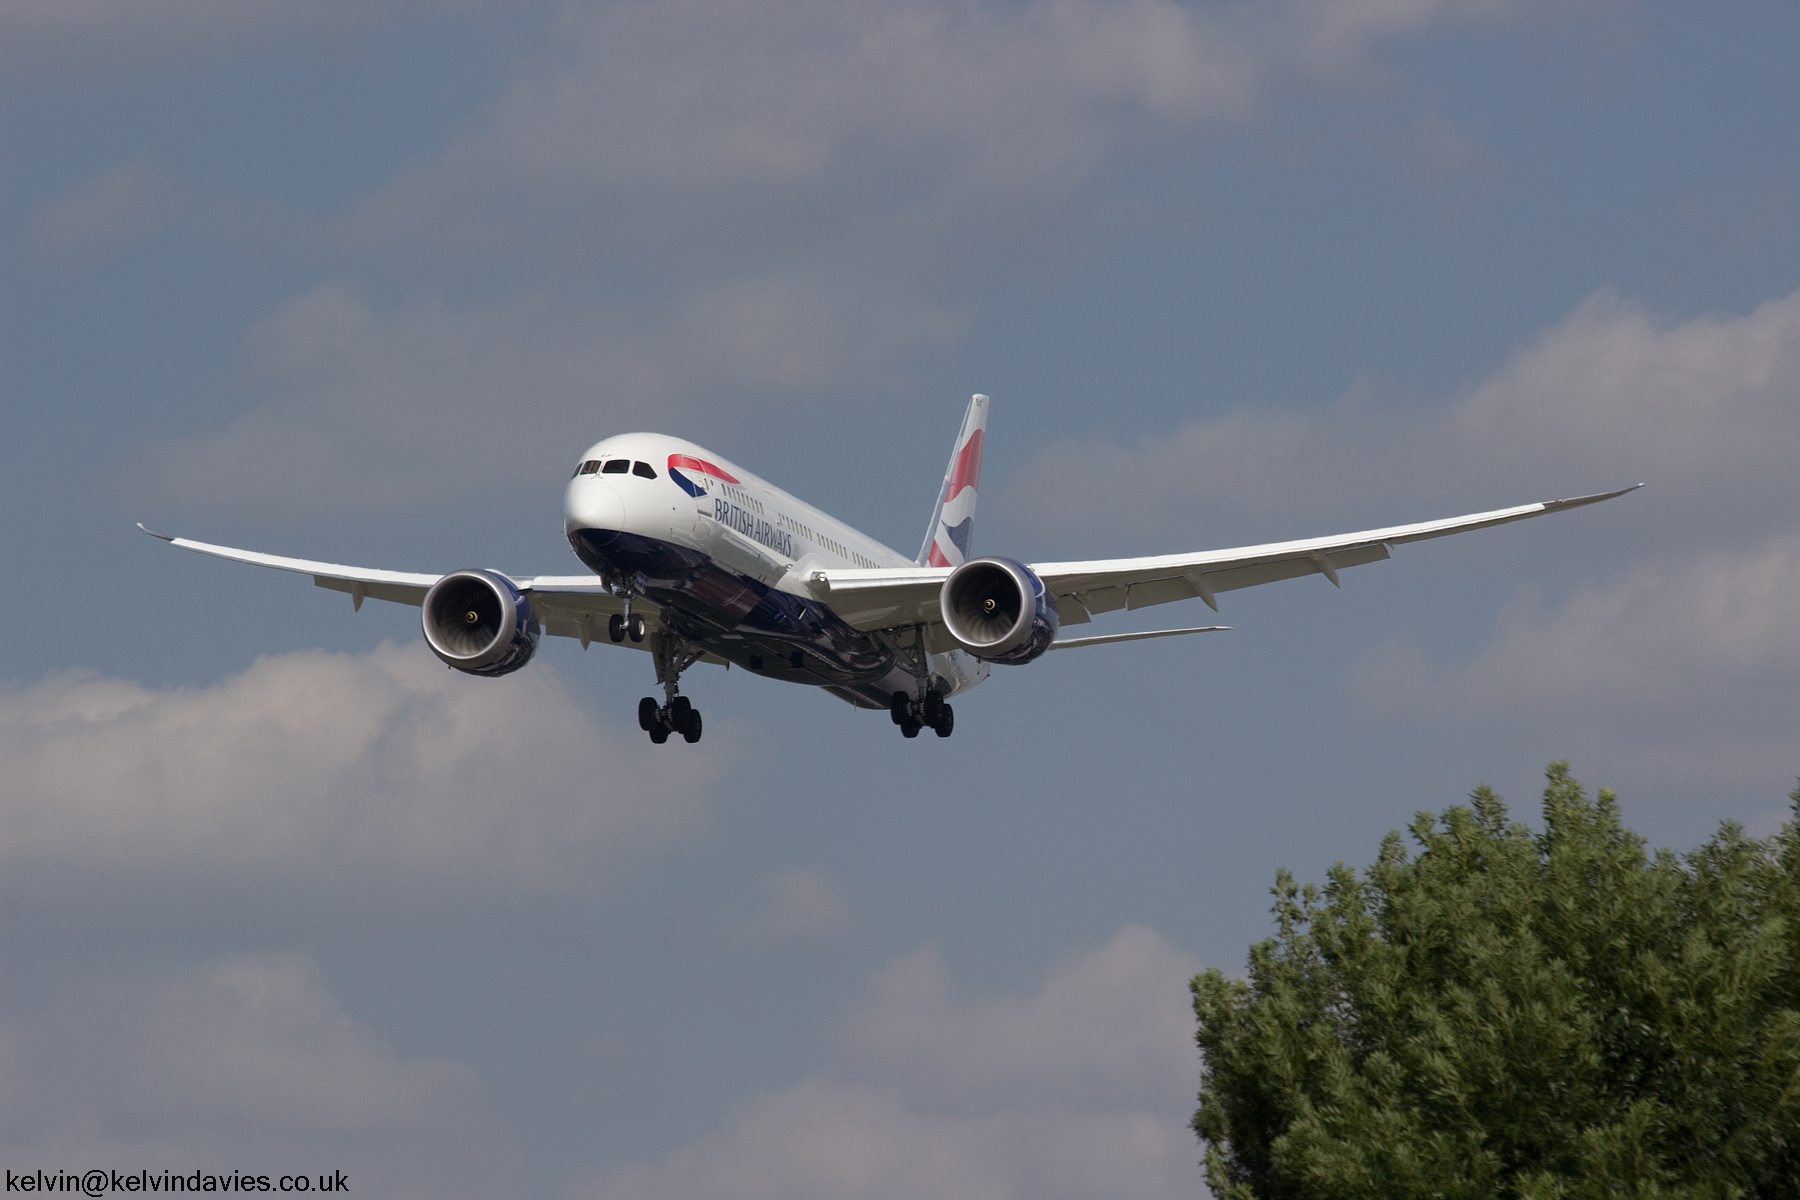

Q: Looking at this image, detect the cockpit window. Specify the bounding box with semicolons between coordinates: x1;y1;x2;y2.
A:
601;459;630;474
632;461;657;479
575;460;603;476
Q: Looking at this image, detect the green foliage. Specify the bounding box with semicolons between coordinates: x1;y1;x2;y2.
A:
1192;764;1800;1200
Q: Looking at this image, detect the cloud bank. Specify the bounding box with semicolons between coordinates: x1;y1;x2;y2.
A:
575;924;1203;1200
1003;286;1800;545
127;0;1600;514
0;642;720;893
0;952;524;1198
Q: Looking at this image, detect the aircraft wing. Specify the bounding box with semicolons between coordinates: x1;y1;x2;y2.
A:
136;525;681;652
810;485;1639;632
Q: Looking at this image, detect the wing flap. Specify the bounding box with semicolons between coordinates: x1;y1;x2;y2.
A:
808;567;949;630
313;577;430;606
1123;575;1195;611
1053;594;1091;626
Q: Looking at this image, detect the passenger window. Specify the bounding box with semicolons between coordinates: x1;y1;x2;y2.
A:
601;459;630;474
633;461;657;479
576;460;602;476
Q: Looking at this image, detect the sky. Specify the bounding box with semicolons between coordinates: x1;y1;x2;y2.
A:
3;1;1799;1195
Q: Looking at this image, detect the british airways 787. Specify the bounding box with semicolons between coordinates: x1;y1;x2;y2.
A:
142;395;1636;743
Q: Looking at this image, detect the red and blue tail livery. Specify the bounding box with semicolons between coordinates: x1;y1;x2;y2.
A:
921;394;987;569
142;393;1638;744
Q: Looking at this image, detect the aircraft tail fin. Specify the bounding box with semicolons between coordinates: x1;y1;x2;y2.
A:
917;394;989;567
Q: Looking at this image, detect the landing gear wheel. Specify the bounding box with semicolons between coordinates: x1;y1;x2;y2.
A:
627;613;648;642
682;711;703;744
648;725;670;744
669;695;692;727
889;691;909;726
933;704;954;738
922;690;944;726
900;719;921;739
638;697;660;732
609;613;627;643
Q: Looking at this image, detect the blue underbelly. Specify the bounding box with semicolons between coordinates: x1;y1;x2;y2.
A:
569;528;898;689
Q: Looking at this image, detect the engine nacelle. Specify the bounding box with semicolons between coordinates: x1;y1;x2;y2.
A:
939;556;1058;665
421;569;540;677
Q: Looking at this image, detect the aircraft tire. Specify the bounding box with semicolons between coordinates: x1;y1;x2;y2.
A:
683;711;703;744
648;725;669;744
900;719;921;739
638;697;659;731
608;614;626;643
889;692;909;725
670;695;692;726
627;613;647;642
934;705;954;738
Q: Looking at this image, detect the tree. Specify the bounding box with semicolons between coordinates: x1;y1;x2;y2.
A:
1191;764;1800;1200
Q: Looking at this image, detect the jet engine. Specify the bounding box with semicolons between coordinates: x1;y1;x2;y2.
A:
939;556;1058;664
421;569;540;677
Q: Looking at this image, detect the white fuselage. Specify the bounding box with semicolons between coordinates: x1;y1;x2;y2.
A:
562;433;987;707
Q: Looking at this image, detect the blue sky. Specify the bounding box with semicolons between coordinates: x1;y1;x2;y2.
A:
3;2;1799;1196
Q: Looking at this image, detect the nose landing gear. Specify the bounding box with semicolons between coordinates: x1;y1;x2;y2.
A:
608;612;647;643
891;689;953;739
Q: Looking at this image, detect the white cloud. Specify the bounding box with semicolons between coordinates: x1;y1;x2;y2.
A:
1345;528;1800;793
345;0;1576;268
572;925;1203;1200
124;0;1617;514
27;158;188;257
836;925;1199;1106
1289;0;1516;78
345;0;1260;264
0;952;524;1196
1356;530;1800;717
132;275;965;513
1001;285;1800;547
0;641;720;892
748;869;855;944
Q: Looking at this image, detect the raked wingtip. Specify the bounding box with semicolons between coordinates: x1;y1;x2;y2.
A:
1547;483;1643;510
137;522;175;542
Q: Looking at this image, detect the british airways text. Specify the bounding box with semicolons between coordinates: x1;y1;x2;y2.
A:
713;498;794;558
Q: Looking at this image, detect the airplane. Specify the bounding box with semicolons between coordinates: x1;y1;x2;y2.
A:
141;394;1637;744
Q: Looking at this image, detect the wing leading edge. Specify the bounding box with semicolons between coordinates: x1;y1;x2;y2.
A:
809;485;1641;631
135;524;680;653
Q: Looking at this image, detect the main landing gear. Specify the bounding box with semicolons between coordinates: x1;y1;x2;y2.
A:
640;694;701;744
891;689;953;739
639;622;706;745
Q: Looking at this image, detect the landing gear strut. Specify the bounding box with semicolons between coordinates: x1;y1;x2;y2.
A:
886;624;953;739
639;625;705;744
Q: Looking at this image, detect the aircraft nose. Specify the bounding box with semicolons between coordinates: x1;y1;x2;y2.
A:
565;479;626;544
